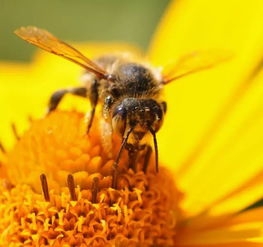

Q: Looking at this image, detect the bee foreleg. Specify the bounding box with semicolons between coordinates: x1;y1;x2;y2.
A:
86;80;99;133
125;144;152;173
48;87;87;113
125;143;139;172
126;144;152;173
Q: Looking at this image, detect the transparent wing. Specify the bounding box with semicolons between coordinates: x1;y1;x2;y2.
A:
15;26;107;78
162;50;233;84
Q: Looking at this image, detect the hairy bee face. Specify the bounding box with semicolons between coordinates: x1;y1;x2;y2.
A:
112;98;166;139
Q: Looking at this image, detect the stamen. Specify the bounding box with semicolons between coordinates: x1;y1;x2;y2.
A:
92;177;99;203
11;122;20;141
112;162;119;190
40;174;50;202
28;115;33;123
67;174;77;201
0;141;6;153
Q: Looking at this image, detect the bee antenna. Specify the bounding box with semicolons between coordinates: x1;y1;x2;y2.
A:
149;126;159;173
112;126;134;189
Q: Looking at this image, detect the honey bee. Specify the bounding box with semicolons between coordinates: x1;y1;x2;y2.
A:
15;26;229;188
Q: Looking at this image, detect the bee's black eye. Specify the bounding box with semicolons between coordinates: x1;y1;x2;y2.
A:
113;105;127;119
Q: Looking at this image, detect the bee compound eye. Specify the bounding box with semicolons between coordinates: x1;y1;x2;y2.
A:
151;110;163;132
112;105;126;119
152;120;162;133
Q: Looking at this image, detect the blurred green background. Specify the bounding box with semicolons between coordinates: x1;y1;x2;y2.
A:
0;0;170;62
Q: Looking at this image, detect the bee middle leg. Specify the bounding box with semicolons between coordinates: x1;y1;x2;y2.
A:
48;87;87;113
48;80;99;133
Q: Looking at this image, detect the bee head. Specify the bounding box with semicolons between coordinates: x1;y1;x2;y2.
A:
112;98;166;140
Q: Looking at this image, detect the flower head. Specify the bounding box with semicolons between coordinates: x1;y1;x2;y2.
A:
1;111;182;246
1;0;263;246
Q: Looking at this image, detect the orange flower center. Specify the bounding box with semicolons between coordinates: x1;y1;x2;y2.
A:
0;111;183;246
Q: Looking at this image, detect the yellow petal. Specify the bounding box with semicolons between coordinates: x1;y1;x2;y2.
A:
175;208;263;246
209;170;263;216
149;0;263;65
177;66;263;216
175;222;263;246
148;0;263;215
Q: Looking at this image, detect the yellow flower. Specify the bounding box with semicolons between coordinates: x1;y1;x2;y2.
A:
1;0;263;246
1;111;183;246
